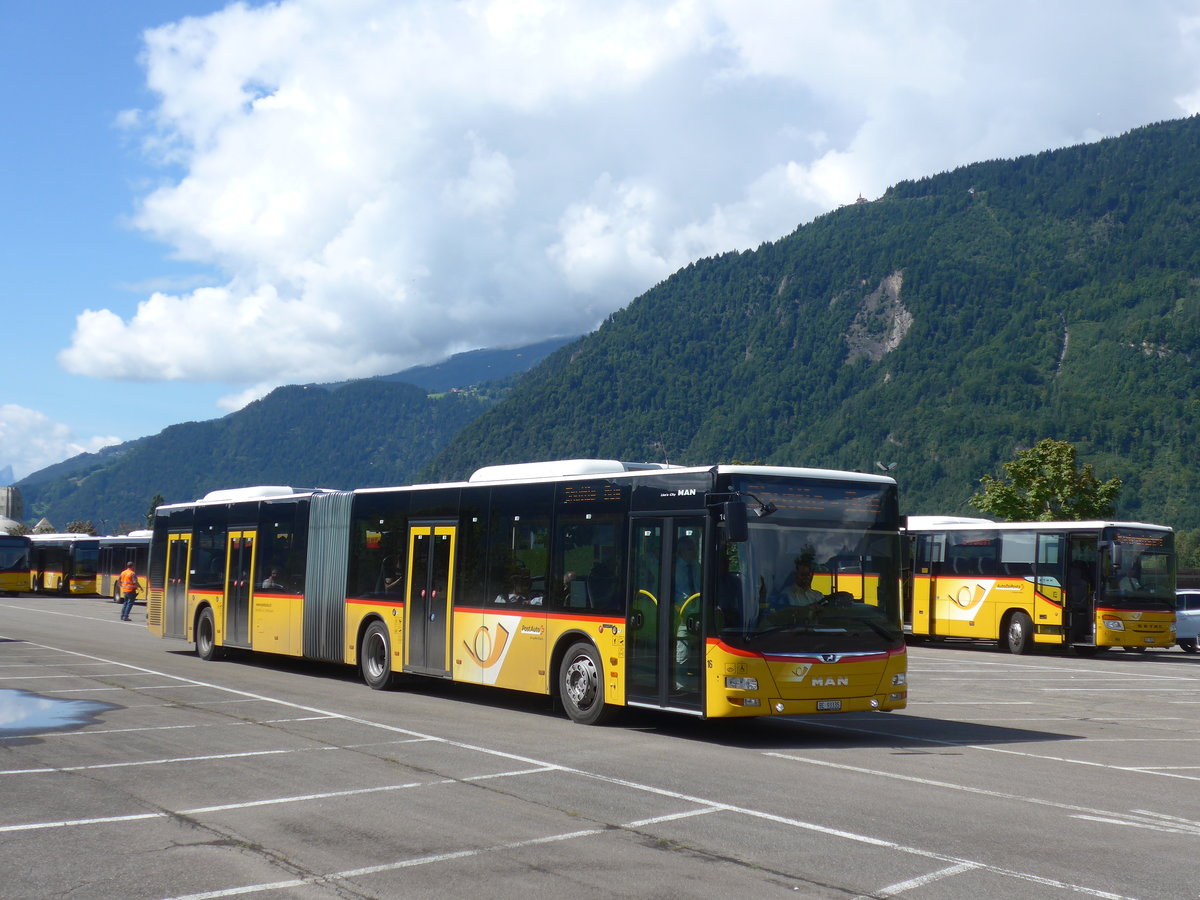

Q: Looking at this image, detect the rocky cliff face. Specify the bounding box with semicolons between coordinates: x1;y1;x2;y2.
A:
844;270;912;363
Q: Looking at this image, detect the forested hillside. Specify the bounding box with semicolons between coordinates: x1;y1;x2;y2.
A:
19;381;489;531
426;116;1200;530
16;337;578;530
20;116;1200;537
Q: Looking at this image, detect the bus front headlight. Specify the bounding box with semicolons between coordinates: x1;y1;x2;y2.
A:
1102;617;1125;631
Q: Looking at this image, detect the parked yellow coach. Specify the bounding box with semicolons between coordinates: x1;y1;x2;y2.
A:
904;516;1175;654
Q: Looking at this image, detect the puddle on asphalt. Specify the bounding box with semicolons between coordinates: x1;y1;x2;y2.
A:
0;688;118;737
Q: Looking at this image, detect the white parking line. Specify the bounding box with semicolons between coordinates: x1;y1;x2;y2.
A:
765;753;1200;830
856;862;980;898
0;636;1152;900
160;828;609;900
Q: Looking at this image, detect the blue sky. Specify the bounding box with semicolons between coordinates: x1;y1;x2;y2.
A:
4;1;1200;482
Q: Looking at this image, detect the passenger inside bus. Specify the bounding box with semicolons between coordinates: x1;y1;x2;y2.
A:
383;560;403;592
495;568;542;605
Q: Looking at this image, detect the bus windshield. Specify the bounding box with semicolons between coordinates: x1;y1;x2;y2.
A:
1099;528;1175;611
714;523;904;654
0;538;29;572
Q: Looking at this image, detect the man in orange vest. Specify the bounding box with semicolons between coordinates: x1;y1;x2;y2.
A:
119;561;139;622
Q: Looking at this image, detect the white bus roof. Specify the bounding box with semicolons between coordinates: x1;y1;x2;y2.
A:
98;530;153;541
168;461;898;509
468;459;673;482
467;459;896;485
905;515;994;528
905;516;1172;533
711;464;896;484
201;486;296;502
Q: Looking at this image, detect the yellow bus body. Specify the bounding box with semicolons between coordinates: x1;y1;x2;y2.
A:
910;574;1174;649
166;591;906;718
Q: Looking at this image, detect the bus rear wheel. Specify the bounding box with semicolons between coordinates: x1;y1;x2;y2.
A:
1004;611;1034;655
195;607;222;661
361;620;397;690
559;641;614;725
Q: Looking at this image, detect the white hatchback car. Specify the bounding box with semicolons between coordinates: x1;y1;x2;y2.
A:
1176;590;1200;653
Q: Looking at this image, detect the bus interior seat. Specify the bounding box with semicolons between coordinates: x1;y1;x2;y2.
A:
568;578;590;608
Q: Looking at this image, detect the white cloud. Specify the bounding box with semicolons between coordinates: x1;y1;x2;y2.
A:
58;0;1200;399
0;405;119;483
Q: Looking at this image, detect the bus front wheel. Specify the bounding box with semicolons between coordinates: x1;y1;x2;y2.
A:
361;620;397;690
1004;611;1034;655
196;607;222;661
559;641;614;725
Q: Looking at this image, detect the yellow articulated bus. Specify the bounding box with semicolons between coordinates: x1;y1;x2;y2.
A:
147;460;907;724
28;533;100;595
0;534;31;594
904;516;1175;655
97;532;152;602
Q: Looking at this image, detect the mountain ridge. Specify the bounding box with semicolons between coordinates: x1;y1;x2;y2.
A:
16;116;1200;545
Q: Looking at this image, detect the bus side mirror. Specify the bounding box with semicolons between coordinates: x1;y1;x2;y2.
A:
723;501;748;542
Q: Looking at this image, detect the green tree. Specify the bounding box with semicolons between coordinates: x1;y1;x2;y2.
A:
146;493;165;528
971;439;1121;521
64;520;98;536
1175;529;1200;569
5;523;31;536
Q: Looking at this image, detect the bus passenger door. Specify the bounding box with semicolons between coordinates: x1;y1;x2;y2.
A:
225;531;255;648
406;524;456;676
627;517;704;713
165;534;191;639
1067;536;1098;643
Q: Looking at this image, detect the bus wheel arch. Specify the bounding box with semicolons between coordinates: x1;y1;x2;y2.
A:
360;617;398;690
557;638;615;725
1002;610;1034;655
195;605;223;661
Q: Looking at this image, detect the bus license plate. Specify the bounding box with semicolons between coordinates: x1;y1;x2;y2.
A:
816;700;842;711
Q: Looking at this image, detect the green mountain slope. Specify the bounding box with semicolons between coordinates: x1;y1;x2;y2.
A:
19;381;489;531
426;116;1200;529
16;337;576;530
20;116;1200;536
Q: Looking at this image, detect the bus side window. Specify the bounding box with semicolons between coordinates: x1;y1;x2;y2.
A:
553;514;622;612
